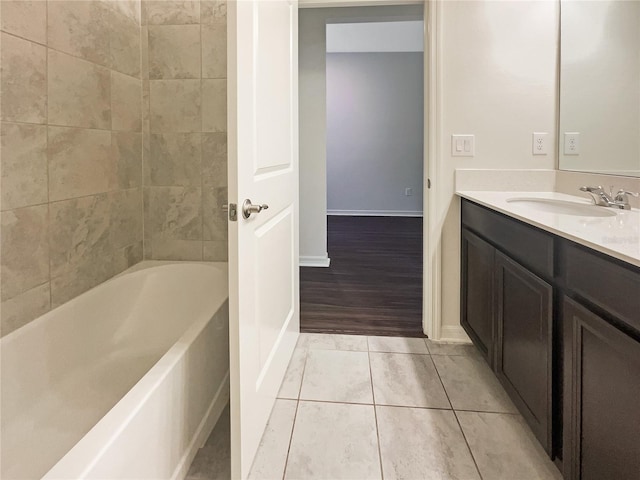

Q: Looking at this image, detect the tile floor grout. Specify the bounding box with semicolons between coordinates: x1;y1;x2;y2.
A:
280;343;310;480
190;334;560;480
277;336;514;479
366;337;386;480
428;349;485;480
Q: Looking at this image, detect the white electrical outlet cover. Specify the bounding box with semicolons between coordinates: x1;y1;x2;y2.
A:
532;132;548;155
564;132;580;155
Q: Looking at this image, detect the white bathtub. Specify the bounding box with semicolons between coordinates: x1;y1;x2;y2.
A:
0;261;229;480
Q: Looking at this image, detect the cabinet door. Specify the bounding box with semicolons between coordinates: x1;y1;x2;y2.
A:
563;297;640;480
495;252;552;454
461;229;495;365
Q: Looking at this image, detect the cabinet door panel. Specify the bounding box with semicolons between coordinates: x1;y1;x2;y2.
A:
563;297;640;480
496;252;552;454
461;229;495;365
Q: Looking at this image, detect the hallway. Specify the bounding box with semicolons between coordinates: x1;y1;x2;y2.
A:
300;216;423;337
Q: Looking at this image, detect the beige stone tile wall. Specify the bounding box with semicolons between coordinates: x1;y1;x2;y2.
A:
142;0;228;261
0;0;144;336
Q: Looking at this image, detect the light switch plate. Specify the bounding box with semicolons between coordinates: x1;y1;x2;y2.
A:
452;134;474;157
564;132;580;155
532;132;548;155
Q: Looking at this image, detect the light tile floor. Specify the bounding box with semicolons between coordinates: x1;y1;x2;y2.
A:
188;333;562;480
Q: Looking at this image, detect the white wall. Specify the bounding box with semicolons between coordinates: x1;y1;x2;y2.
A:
559;0;640;177
326;52;424;215
435;0;558;340
299;5;423;262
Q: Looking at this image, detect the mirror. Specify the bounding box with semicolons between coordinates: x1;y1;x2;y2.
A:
559;0;640;177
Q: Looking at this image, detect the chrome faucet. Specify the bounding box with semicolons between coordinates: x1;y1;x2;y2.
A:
579;186;638;210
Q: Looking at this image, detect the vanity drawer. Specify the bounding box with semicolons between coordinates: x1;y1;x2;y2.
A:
461;199;554;280
562;242;640;334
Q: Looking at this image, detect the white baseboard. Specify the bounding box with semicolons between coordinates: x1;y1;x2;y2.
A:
327;209;423;217
300;254;331;268
437;325;472;343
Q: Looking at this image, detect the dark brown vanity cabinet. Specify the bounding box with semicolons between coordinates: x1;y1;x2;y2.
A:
461;229;495;366
461;200;553;454
495;252;553;454
561;243;640;480
562;297;640;480
461;198;640;479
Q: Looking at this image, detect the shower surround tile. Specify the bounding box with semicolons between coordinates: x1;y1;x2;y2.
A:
147;133;202;186
202;24;226;79
47;0;111;67
109;9;142;78
201;1;227;25
150;80;202;133
48;50;111;130
144;186;203;260
202;133;227;186
113;132;143;189
48;192;140;307
111;189;143;249
0;283;50;337
144;0;201;25
47;126;115;202
142;0;228;262
111;72;142;132
49;194;113;280
106;0;142;24
0;33;47;124
203;186;227;241
203;241;227;262
0;0;148;335
202;79;227;132
1;123;48;211
0;0;47;44
0;206;49;301
148;25;201;79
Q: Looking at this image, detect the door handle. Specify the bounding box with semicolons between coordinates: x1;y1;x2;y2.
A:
242;199;269;219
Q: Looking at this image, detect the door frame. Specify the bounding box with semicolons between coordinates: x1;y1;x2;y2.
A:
300;0;442;339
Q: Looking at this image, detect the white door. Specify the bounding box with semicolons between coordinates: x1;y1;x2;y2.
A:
227;0;299;478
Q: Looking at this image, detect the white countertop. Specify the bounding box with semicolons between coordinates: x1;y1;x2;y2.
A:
456;191;640;268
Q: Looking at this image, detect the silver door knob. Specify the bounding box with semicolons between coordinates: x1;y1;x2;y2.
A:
242;199;269;219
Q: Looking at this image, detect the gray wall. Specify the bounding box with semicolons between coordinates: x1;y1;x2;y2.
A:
327;52;424;214
299;5;423;262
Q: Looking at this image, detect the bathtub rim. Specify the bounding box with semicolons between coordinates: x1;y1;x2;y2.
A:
0;261;227;345
32;261;229;479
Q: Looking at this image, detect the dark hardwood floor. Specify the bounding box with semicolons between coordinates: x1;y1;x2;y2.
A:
300;216;425;337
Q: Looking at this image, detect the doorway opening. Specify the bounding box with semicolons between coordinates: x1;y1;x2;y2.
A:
299;8;426;337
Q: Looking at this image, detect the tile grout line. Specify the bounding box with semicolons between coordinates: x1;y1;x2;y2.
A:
45;0;52;310
428;354;484;480
140;6;146;261
367;337;385;480
200;15;204;260
281;344;310;480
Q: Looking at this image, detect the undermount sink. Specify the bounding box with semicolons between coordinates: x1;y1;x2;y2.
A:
506;197;618;218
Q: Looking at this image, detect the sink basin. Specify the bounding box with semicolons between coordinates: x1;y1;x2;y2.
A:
506;198;618;217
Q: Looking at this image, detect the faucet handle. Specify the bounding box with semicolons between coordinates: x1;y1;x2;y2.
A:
615;189;639;199
613;189;638;209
